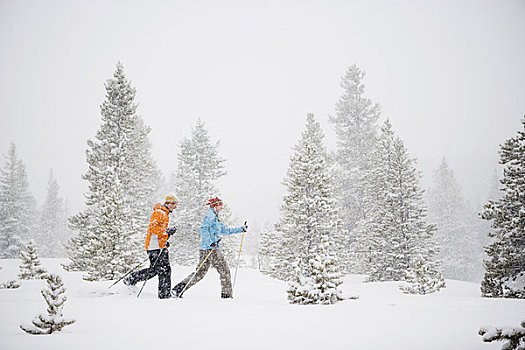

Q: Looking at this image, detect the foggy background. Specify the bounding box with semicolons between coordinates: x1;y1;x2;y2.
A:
1;0;524;225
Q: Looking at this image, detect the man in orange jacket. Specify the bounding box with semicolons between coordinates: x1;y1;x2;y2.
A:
124;195;178;299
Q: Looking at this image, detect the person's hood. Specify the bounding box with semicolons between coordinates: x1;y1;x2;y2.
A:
153;203;169;213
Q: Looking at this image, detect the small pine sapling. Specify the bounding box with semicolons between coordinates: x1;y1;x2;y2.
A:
18;240;47;279
20;274;75;335
306;234;345;305
400;254;446;295
479;320;525;350
0;280;21;289
287;259;314;305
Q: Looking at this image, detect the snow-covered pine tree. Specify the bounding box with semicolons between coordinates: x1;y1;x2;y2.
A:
305;230;345;304
0;280;20;289
126;117;164;218
20;274;75;335
0;143;35;258
82;181;134;281
426;158;482;281
19;239;47;279
287;258;311;304
480;117;525;299
287;232;345;305
171;118;226;265
353;119;397;279
37;170;70;257
362;120;443;290
479;168;504;251
276;114;345;304
63;212;92;272
329;64;381;273
64;62;161;280
488;168;503;203
479;320;525;350
400;254;446;295
258;229;280;276
271;231;296;281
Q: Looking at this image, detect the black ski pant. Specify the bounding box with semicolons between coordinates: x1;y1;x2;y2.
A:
129;249;171;299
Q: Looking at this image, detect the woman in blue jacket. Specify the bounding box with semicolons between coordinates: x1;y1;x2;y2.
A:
172;197;247;299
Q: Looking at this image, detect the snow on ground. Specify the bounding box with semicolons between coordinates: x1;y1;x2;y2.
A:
1;258;523;350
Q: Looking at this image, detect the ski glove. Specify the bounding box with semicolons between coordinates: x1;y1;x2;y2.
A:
165;242;170;248
210;238;222;247
241;221;248;232
166;226;177;237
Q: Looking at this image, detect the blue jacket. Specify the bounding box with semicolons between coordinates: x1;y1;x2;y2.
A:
200;208;243;250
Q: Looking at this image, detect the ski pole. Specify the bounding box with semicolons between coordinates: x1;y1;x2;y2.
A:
108;255;150;289
176;241;219;298
136;246;168;298
232;221;246;293
135;230;175;298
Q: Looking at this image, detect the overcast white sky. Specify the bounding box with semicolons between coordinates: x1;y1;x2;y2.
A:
1;0;524;226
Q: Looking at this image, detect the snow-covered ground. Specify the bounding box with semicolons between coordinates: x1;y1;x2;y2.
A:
1;258;523;350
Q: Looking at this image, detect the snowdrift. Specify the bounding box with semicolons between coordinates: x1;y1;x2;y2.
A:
1;258;523;350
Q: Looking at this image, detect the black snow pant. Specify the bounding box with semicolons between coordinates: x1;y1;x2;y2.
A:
128;249;171;299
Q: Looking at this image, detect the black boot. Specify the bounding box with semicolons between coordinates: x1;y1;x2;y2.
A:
171;282;186;298
221;293;232;299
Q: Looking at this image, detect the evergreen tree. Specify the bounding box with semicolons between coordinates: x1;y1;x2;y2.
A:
64;62;160;280
400;254;446;295
271;231;296;281
37;170;70;257
171;118;226;265
303;232;345;304
488;168;503;202
361;120;443;289
0;143;34;258
258;229;280;276
480;117;525;299
352;119;397;278
276;114;345;304
126;117;164;217
0;280;20;289
329;64;381;273
427;158;482;281
478;168;503;251
20;274;75;335
287;234;345;305
479;320;525;350
287;259;311;304
19;240;47;279
63;212;92;272
358;120;395;280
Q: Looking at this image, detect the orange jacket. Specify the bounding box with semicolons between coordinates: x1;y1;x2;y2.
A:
144;203;170;251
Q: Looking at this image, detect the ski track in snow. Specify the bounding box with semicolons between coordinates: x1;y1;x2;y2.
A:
0;258;524;350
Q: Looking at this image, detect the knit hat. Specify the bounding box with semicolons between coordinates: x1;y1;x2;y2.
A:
165;194;178;203
206;197;223;208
